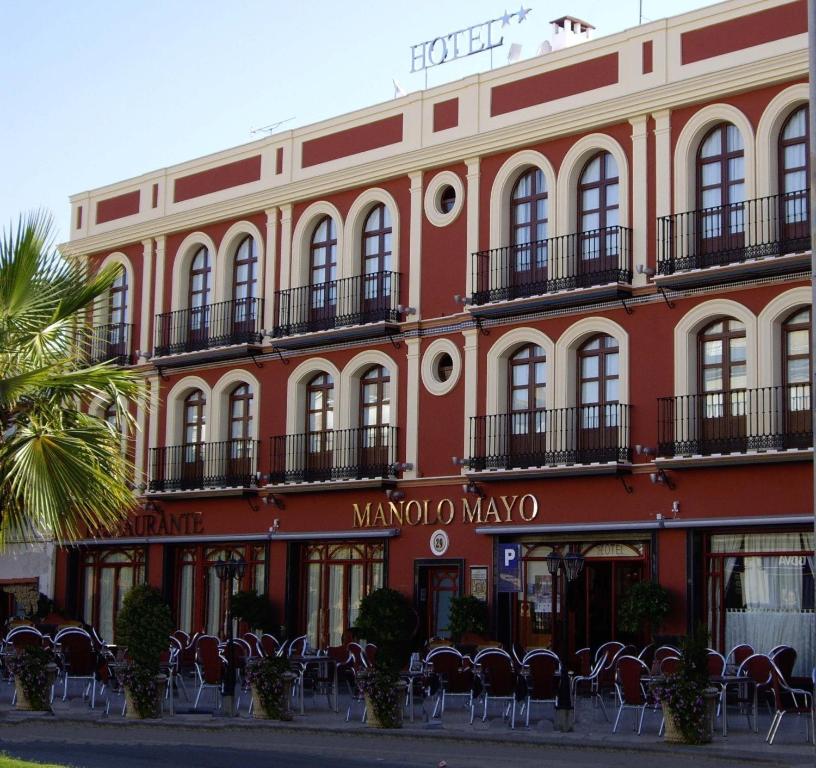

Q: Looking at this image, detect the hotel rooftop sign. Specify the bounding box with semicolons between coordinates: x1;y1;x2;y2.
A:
410;6;532;73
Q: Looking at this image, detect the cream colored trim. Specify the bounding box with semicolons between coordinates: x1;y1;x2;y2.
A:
278;204;293;294
147;376;159;456
170;232;218;312
673;103;755;214
756;83;808;197
96;252;135;331
284;357;343;436
462;328;479;461
214;220;265;304
424;171;465;228
263;208;278;334
486;327;555;415
139;240;153;358
344;187;401;280
154;236;166;319
404;338;421;479
554;317;630;408
629;116;649;288
290;201;344;288
757;287;811;388
673;299;757;396
340;350;399;433
653;110;672;220
489;150;558;250
556;134;629;235
408;172;423;316
135;398;147;488
465;158;480;297
421;338;462;397
211;368;262;443
164;375;212;446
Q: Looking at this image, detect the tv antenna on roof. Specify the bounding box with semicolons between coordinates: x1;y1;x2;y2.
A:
250;117;295;136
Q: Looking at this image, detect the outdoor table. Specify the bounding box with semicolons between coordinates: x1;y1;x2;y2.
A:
400;669;424;723
289;655;339;715
712;674;753;736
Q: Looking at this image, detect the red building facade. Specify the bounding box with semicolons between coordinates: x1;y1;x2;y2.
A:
58;0;814;674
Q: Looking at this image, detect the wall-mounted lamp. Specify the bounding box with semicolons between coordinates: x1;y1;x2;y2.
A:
269;519;280;533
390;462;414;473
262;494;285;509
385;488;405;502
453;294;473;306
635;444;656;457
462;481;485;498
671;500;680;517
451;456;467;467
649;469;676;490
636;264;656;277
396;305;417;316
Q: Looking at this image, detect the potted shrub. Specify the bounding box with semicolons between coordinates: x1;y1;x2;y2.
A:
230;590;276;635
617;581;671;639
448;595;488;645
10;646;58;712
656;627;719;744
115;584;174;719
355;587;415;728
245;655;297;719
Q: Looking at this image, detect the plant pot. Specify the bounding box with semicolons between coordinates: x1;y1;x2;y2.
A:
251;670;297;720
662;688;718;744
365;681;406;729
124;674;166;719
14;662;57;712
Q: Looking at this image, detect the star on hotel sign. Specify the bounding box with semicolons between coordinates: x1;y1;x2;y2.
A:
410;7;534;73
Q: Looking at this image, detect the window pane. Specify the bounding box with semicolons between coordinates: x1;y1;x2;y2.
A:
581;356;599;379
788;328;810;356
730;336;746;362
726;124;743;151
581;188;599;212
703;340;723;365
701;163;721;186
787;357;809;384
700;129;722;158
604;153;618;177
605;379;619;402
582;156;601;183
703;368;723;391
581;381;599;403
783;108;807;139
728;157;744;181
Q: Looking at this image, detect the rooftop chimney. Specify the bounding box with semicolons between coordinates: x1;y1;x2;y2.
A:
549;16;594;51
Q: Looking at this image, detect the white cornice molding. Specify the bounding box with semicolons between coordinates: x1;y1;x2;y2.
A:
60;49;807;258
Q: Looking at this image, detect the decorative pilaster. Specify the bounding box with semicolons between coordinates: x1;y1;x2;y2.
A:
465;158;481;297
404;337;421;479
461;328;480;466
408;172;423;317
629;116;649;287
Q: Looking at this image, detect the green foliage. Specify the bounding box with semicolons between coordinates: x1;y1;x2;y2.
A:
448;595;487;641
245;656;294;719
115;584;173;673
0;211;144;546
8;645;56;711
355;587;415;671
229;590;276;633
617;580;671;634
361;665;402;728
120;664;160;718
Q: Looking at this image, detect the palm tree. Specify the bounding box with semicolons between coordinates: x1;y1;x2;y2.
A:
0;212;143;545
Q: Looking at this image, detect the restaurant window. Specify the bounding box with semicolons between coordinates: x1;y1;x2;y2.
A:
174;544;266;636
303;542;385;649
81;548;145;642
706;532;814;675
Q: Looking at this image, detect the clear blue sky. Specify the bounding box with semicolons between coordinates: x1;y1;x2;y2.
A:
0;0;714;243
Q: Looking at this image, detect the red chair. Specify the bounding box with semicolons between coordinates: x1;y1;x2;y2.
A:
287;635;308;657
242;633;262;658
572;649;610;720
737;653;774;733
766;658;814;745
60;631;98;708
652;645;680;673
521;649;560;727
769;646;797;684
194;635;223;710
260;634;280;657
425;646;473;721
612;656;649;734
573;647;591;676
726;643;754;672
472;648;519;728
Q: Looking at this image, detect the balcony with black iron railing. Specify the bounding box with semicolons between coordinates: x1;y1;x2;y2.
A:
657;385;812;465
85;323;133;366
273;272;402;349
467;405;631;478
148;439;260;494
268;426;399;487
469;226;632;316
656;190;810;287
153;297;264;362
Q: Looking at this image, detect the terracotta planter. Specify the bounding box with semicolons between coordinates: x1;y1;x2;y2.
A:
14;662;57;712
663;688;718;744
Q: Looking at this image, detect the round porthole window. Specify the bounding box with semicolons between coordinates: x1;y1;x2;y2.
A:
438;185;456;214
424;171;464;227
421;339;461;396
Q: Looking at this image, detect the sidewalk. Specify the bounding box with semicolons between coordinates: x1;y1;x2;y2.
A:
0;687;812;766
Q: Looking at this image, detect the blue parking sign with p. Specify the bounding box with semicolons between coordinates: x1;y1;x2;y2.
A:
498;543;522;592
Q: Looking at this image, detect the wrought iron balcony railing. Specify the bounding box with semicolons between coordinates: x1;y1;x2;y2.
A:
269;426;398;483
273;272;400;337
148;439;259;492
657;190;810;275
471;226;632;305
86;323;133;366
153;298;264;357
468;405;631;471
657;385;812;457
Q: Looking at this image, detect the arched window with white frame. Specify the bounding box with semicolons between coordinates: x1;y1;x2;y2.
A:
309;217;338;330
188;246;212;344
577;334;620;459
507;344;547;464
182;389;207;486
358;365;390;475
361;205;393;320
510;169;549;291
305;373;334;480
781;307;811;447
577;152;620;279
227;383;254;483
778;106;809;247
231;236;258;338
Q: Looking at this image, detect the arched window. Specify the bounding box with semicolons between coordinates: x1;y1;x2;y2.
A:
305;373;334;479
361;205;393;318
109;267;127;327
782;307;811;445
359;365;390;474
508;344;547;463
578;152;619;276
309;217;338;328
778;107;809;244
697;319;747;451
228;383;253;442
81;548;145;642
510;169;549;289
104;401;118;430
232;236;258;336
182;388;207;486
577;334;620;456
189;247;212;340
105;267;128;361
696;123;745;258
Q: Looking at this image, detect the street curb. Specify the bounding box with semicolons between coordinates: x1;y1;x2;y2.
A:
0;711;811;765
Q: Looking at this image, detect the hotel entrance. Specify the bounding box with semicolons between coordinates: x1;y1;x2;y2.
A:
414;560;463;644
517;540;649;657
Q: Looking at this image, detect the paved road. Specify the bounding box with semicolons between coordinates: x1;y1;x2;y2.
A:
0;731;811;768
